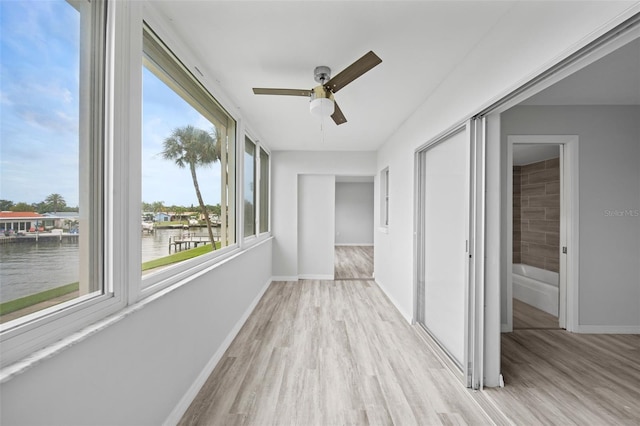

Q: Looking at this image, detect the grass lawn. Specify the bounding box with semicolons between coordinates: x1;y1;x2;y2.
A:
1;242;221;317
0;282;79;316
142;242;219;270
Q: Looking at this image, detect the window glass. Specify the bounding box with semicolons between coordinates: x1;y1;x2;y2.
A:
244;137;256;237
259;148;269;233
0;0;103;324
141;25;236;280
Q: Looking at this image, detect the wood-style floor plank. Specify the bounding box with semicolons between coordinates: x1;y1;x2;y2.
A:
512;298;559;329
335;246;374;279
179;280;493;426
485;329;640;425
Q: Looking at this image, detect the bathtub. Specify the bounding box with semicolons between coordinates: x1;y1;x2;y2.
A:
512;264;559;317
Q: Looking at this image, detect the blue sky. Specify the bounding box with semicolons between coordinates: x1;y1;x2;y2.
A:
1;0;223;209
142;67;223;207
1;0;81;206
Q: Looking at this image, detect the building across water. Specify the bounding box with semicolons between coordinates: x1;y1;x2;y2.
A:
0;211;79;234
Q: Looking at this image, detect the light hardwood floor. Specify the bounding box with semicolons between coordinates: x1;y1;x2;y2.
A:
512;298;559;329
486;329;640;425
179;279;493;425
335;246;374;279
180;248;640;425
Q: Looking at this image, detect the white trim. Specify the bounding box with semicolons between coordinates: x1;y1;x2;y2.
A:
298;274;334;280
335;243;374;247
163;278;272;426
574;325;640;334
271;276;299;282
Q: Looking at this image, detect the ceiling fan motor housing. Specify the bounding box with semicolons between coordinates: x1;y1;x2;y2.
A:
314;66;331;84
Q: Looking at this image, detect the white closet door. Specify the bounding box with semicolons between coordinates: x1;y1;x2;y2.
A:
422;128;470;367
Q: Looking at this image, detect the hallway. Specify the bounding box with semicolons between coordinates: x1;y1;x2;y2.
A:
179;279;492;425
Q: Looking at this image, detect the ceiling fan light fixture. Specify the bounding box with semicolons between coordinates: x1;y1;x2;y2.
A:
310;97;334;117
310;86;335;117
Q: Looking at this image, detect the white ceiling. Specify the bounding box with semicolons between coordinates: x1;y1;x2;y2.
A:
151;1;639;152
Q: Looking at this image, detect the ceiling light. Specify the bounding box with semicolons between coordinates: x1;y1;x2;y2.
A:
310;97;334;117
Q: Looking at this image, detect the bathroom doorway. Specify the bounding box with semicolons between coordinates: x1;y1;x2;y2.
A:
506;136;579;331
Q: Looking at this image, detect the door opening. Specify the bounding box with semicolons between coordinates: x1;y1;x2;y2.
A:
334;177;375;280
506;135;578;332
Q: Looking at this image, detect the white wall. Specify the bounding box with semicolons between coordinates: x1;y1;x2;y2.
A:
373;3;638;325
335;182;374;245
298;175;336;278
501;105;640;329
272;151;376;279
0;240;272;425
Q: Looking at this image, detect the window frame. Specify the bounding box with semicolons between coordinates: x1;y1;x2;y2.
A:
241;133;271;244
243;136;257;239
0;0;273;374
0;0;123;369
258;146;270;235
139;22;240;294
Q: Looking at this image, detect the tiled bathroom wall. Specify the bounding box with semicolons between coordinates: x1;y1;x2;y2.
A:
513;158;560;272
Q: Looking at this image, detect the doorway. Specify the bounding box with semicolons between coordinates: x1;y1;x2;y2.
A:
506;135;578;332
511;143;561;329
334;177;374;280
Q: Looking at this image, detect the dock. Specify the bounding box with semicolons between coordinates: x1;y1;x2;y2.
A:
0;232;79;244
169;232;219;252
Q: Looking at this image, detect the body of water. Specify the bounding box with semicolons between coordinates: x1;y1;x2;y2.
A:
0;228;213;302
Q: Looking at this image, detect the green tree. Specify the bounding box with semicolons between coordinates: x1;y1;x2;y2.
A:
0;199;14;211
11;202;34;212
44;193;66;213
150;201;165;218
161;125;220;248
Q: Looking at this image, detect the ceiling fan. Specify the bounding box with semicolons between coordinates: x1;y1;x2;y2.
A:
252;51;382;125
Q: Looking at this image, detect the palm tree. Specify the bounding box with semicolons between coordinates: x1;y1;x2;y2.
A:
161;125;220;249
44;193;66;213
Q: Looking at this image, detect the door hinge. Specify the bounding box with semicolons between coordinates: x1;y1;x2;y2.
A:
562;246;567;254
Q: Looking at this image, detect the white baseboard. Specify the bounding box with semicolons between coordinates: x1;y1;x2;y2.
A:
501;324;512;333
271;276;299;282
375;279;412;324
298;274;334;280
335;243;374;247
574;324;640;334
163;278;272;426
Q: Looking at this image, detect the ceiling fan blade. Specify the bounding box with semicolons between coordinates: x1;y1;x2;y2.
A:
324;51;382;93
331;101;347;125
252;88;312;97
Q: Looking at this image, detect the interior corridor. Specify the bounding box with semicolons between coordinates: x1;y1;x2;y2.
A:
179;279;493;425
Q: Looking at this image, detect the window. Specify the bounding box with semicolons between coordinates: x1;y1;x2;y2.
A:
259;147;270;233
380;167;389;227
141;25;236;282
244;137;256;238
0;0;106;326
